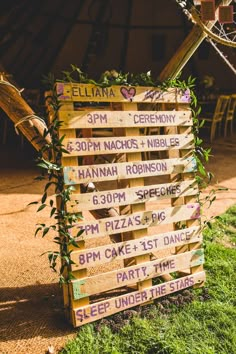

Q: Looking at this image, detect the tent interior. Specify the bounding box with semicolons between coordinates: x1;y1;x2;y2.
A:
0;0;235;166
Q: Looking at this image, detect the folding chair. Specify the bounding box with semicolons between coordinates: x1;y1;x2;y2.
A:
224;94;236;138
199;95;230;142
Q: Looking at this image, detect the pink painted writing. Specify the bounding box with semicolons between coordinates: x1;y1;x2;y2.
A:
65;137;184;154
76;228;194;266
92;191;126;206
87;113;108;125
116;259;175;284
75;275;196;322
144;90;165;101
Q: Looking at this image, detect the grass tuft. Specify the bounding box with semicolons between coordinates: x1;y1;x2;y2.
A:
60;205;236;354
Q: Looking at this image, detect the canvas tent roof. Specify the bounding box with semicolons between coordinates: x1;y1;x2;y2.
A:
0;0;235;90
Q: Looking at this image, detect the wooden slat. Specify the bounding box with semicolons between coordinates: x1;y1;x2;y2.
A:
120;102;151;293
72;271;206;326
58;102;76;320
71;225;202;269
68;180;198;212
58;110;192;129
56;83;191;103
63;134;194;156
58;102;89;322
177;106;204;284
72;203;201;241
71;249;204;299
63;157;197;184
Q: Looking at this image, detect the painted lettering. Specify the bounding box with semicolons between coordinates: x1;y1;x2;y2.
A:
66;140;101;153
147;137;180;149
150;284;166;297
115;290;148;309
133;113;176;124
72;86;115;99
135;184;181;200
154;259;175;273
144;90;164;101
140;238;159;251
77;165;118;180
116;266;147;283
105;244;132;259
75;301;110;322
87;113;108;125
104;139;138;151
77;223;99;236
92;191;126;206
126;161;167;176
151;211;166;223
78;251;101;265
105;215;141;232
163;230;191;246
169;276;194;292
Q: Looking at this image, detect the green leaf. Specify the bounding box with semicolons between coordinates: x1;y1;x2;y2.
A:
76;229;85;238
41;192;47;204
37;204;47;212
50;207;57;217
35;227;42;237
28;201;38;206
42;227;50;237
68;238;79;248
37;162;49;169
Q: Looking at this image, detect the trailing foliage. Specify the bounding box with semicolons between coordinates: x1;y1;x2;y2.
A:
30;80;83;284
34;66;213;284
59;205;236;353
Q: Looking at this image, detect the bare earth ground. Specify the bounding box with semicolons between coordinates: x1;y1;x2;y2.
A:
1;135;236;354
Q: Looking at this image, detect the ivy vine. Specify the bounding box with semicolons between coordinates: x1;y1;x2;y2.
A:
32;66;214;284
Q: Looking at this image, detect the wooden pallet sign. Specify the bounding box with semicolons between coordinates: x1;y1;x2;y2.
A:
56;83;191;103
56;83;205;327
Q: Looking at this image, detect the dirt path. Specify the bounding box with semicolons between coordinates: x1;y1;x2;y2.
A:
1;136;236;354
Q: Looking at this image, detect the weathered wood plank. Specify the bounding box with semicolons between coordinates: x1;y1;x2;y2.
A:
120;102;152;293
71;249;204;299
71;225;202;269
73;203;201;240
58;102;89;320
177;107;204;283
68;180;198;212
63;157;197;184
56;83;191;103
63;134;194;156
72;271;206;326
58;110;192;129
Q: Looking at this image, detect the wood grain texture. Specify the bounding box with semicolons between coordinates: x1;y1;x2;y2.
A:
63;157;197;184
72;203;201;241
72;271;206;326
63;134;194;156
68;180;198;212
70;226;202;269
56;83;191;103
58;110;192;129
71;249;204;299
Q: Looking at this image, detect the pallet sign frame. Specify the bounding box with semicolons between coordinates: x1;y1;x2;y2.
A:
56;83;205;327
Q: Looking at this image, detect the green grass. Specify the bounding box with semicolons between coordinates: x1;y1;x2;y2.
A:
60;206;236;354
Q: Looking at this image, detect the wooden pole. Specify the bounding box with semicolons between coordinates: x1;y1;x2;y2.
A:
0;81;50;152
0;80;123;229
159;0;232;81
